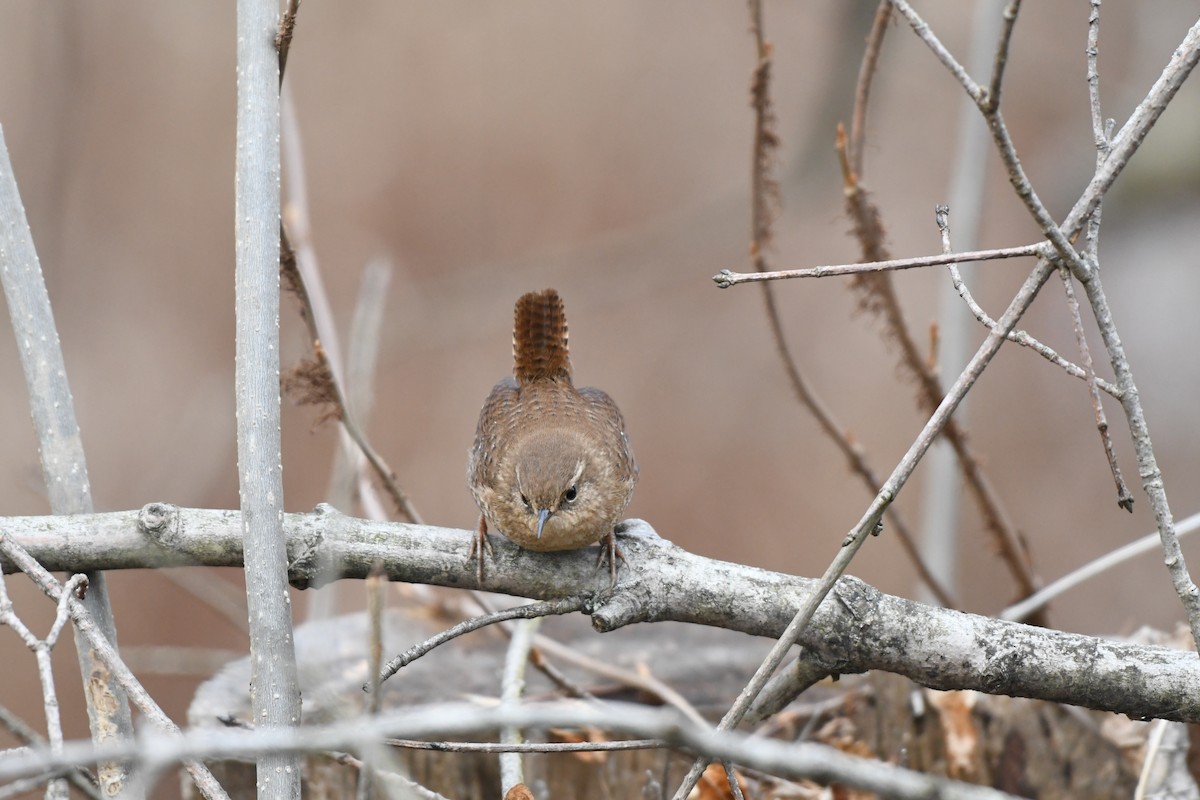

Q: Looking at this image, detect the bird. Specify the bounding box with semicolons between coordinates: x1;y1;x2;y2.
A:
467;289;637;585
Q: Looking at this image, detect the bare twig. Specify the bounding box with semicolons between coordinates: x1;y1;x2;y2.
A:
1001;510;1200;622
1058;264;1132;510
364;562;386;715
714;242;1046;286
529;632;709;728
275;3;412;526
499;619;541;797
385;737;665;754
849;2;893;178
984;1;1023;113
323;259;393;525
354;562;387;800
1071;0;1132;511
0;125;139;798
942;245;1122;397
280;235;424;525
374;597;587;687
747;0;778;254
1086;0;1106;149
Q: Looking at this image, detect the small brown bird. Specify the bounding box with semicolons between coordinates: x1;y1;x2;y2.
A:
467;289;638;584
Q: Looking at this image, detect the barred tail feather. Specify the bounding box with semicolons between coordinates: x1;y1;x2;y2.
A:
512;289;571;383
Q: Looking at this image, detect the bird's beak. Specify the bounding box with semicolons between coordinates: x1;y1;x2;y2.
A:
536;508;551;540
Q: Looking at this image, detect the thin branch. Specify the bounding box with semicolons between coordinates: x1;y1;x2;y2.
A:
365;563;386;715
478;586;713;725
713;241;1046;286
280;230;423;525
466;593;604;703
984;0;1023;113
1087;0;1106;149
499;618;540;797
374;597;587;687
529;632;709;728
1058;264;1132;510
0;124;139;799
939;242;1121;397
322;259;393;528
1071;0;1131;511
747;0;778;253
1025;6;1200;640
355;562;387;800
385;737;666;754
1001;510;1200;622
849;1;893;177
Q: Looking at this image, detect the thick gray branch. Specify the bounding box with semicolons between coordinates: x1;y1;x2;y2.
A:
3;505;1198;724
234;0;300;796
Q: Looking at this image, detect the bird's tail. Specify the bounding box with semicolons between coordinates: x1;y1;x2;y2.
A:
512;288;571;384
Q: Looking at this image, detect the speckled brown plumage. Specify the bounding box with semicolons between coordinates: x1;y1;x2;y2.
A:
467;289;637;583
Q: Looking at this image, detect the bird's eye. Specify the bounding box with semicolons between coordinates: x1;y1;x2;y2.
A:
520;493;531;508
564;485;578;503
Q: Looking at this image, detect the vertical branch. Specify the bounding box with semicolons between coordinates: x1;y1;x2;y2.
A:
499;618;540;798
1058;265;1131;509
849;2;892;179
1073;0;1131;511
747;0;778;260
985;0;1023;112
235;0;301;797
0;125;140;799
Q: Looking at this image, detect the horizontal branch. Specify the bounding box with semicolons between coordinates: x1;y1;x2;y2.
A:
0;700;1016;800
3;504;1198;723
713;242;1047;287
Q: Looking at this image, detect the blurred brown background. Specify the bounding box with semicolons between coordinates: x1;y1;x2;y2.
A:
1;0;1199;776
